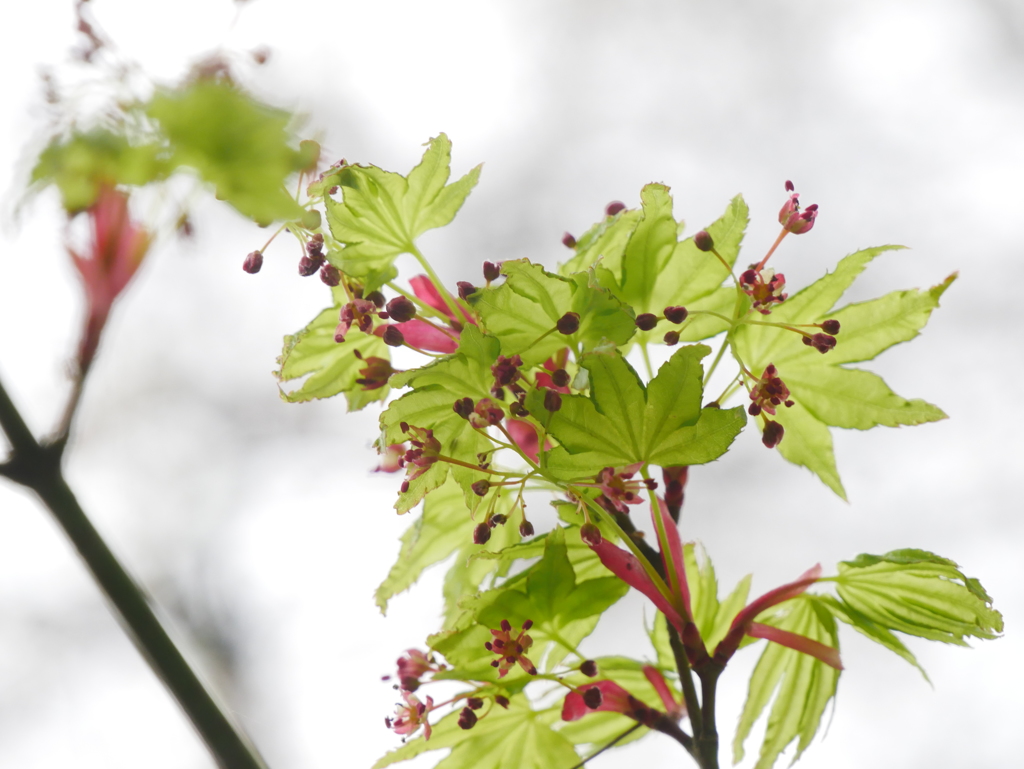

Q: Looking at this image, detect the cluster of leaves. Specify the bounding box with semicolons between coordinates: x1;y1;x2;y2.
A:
266;137;1000;768
31;67;1001;765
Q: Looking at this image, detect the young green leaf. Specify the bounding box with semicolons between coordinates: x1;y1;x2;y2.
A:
30;129;171;212
275;291;390;409
528;347;745;476
831;549;1003;645
558;208;643;277
325;134;481;286
733;248;951;497
146;81;307;223
473;260;636;366
733;596;840;769
430;528;628;679
381;327;500;511
376;477;518;615
815;594;929;682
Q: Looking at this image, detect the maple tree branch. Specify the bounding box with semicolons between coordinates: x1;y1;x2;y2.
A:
0;371;269;769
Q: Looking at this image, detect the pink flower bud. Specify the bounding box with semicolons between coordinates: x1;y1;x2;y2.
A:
605;201;626;216
319;263;341;286
562;232;577;248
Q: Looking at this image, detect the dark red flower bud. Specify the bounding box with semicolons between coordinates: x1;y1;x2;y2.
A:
664;331;680;346
580;660;598;677
543;390;562;412
762;420;785;448
298;254;323;276
386;296;417;323
820;319;841;335
467;697;484;710
635;313;657;331
365;290;386;308
580;522;603;546
383;326;405;347
472;480;490;497
582;687;604;710
551;369;571;388
519;520;534;537
748;403;762;416
483;261;501;282
458;707;478;730
556;312;580;335
693;230;714;252
664;306;688;324
457;281;477;300
473;523;491;545
509;402;530;418
453;397;475;419
320;263;341;286
495;696;510;709
562;232;577;248
605;201;626;216
489;513;506;527
306;237;324;258
804;333;836;354
242;250;263;274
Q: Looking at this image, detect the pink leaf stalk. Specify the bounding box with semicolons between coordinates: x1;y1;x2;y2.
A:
713;564;823;664
746;623;843;670
653;497;691;619
67;185;151;371
588;537;685;632
562;666;683;726
377;275;473;353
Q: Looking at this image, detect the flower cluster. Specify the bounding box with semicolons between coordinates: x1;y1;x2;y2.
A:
485;619;538;677
739;267;788;314
748;364;793;417
399;425;441;492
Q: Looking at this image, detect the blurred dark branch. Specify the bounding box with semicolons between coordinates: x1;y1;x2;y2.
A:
0;370;269;769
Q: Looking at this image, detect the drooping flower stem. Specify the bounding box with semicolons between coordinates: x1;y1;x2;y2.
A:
0;374;269;769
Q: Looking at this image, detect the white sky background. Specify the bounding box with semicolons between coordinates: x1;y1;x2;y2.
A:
0;1;1021;767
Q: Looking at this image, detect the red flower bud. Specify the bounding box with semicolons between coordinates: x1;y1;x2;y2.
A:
483;261;501;282
820;319;841;335
562;232;577;248
580;522;603;546
762;420;785;448
582;687;603;710
472;480;490;497
580;660;598;677
635;313;657;331
693;230;714;252
242;250;263;274
664;306;688;324
605;201;626;216
473;523;491;545
663;331;680;346
519;520;535;538
551;369;571;388
543;390;562;412
319;263;341;286
386;296;417;323
383;326;405;347
457;707;478;730
556;312;580;335
457;281;477;300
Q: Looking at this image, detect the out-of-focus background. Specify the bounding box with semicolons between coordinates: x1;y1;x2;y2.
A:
1;1;1021;767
